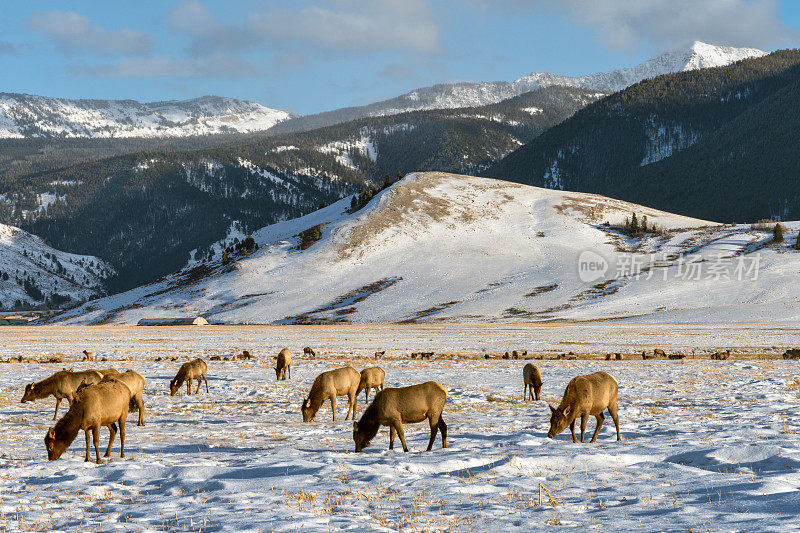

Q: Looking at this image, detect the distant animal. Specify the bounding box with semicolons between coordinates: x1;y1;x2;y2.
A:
642;351;656;360
374;351;385;359
421;352;434;360
503;352;510;359
353;381;448;452
605;353;623;361
301;366;360;422
236;350;253;361
512;350;519;359
783;349;800;360
357;367;385;402
548;371;621;443
711;350;731;360
303;347;316;357
44;379;132;464
82;350;94;361
169;358;209;396
21;369;104;420
275;348;291;380
668;353;686;360
523;363;543;401
653;349;666;358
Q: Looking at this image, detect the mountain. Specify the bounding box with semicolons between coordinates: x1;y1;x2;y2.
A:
49;172;800;326
269;42;764;134
0;94;293;138
0;221;112;310
485;48;800;223
0;86;603;293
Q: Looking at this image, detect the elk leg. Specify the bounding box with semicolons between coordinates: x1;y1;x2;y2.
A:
137;394;145;426
347;391;357;420
186;381;191;395
330;395;337;421
195;378;202;394
608;403;622;441
287;365;290;380
119;417;126;458
84;429;92;462
439;417;448;448
590;412;605;443
523;384;528;402
204;375;209;392
580;414;588;443
93;425;101;464
364;388;369;403
569;420;577;443
395;422;409;452
105;423;117;457
389;425;396;450
53;397;62;420
426;417;438;451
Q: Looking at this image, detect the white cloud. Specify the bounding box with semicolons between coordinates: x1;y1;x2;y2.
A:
168;1;261;57
76;55;257;78
491;0;795;52
29;11;152;56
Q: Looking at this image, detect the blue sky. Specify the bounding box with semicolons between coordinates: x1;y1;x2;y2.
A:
1;1;798;114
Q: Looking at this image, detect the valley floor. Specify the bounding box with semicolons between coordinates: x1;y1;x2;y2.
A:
0;325;798;531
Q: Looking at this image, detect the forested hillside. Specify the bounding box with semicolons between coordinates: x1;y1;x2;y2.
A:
485;49;800;222
0;86;603;292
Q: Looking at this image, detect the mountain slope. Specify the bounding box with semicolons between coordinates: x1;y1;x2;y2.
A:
485;48;800;222
58;171;800;326
0;222;112;309
0;94;293;138
269;42;764;134
0;86;603;292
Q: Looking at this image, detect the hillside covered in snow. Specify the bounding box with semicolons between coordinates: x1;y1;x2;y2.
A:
0;94;293;138
49;172;800;325
0;222;112;309
270;42;764;134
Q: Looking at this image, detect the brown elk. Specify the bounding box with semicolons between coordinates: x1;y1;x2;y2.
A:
301;366;360;422
523;363;542;401
44;380;132;464
83;370;146;426
275;348;291;380
21;369;104;420
548;371;621;443
169;358;209;396
357;367;385;402
353;381;448;452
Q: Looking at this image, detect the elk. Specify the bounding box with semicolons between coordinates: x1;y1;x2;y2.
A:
548;371;621;443
353;381;448;452
357;367;385;402
44;379;132;464
82;370;146;426
301;366;360;422
275;348;291;380
303;347;316;357
21;369;104;420
523;363;542;401
169;358;209;396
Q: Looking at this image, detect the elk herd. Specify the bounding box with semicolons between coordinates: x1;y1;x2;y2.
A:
18;349;623;463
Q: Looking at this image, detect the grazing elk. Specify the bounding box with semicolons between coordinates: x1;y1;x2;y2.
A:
548;371;621;443
169;358;209;396
44;379;132;464
81;370;146;426
275;348;291;380
353;381;448;452
301;366;360;422
374;351;385;359
523;363;542;401
303;347;316;357
21;369;104;420
357;367;385;402
82;350;94;361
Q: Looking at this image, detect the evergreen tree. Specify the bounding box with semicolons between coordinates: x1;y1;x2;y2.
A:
773;223;784;243
796;231;800;250
630;213;639;233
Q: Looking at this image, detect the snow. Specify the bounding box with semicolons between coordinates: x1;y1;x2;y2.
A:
318;135;378;169
0;94;293;138
0;222;113;309
0;326;798;531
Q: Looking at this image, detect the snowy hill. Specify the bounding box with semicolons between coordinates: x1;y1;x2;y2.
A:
48;171;800;325
0;222;113;309
0;94;293;138
270;42;764;133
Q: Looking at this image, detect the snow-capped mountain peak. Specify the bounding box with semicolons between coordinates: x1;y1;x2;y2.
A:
0;93;295;138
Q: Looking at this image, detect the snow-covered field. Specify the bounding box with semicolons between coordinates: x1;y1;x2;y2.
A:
0;325;798;531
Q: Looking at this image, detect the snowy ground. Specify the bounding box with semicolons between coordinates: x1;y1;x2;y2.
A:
0;326;798;531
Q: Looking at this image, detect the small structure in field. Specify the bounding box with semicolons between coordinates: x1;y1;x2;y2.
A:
137;317;209;326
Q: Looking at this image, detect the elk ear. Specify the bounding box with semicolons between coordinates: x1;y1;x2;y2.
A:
47;427;55;438
25;383;33;391
549;404;556;413
562;405;572;417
